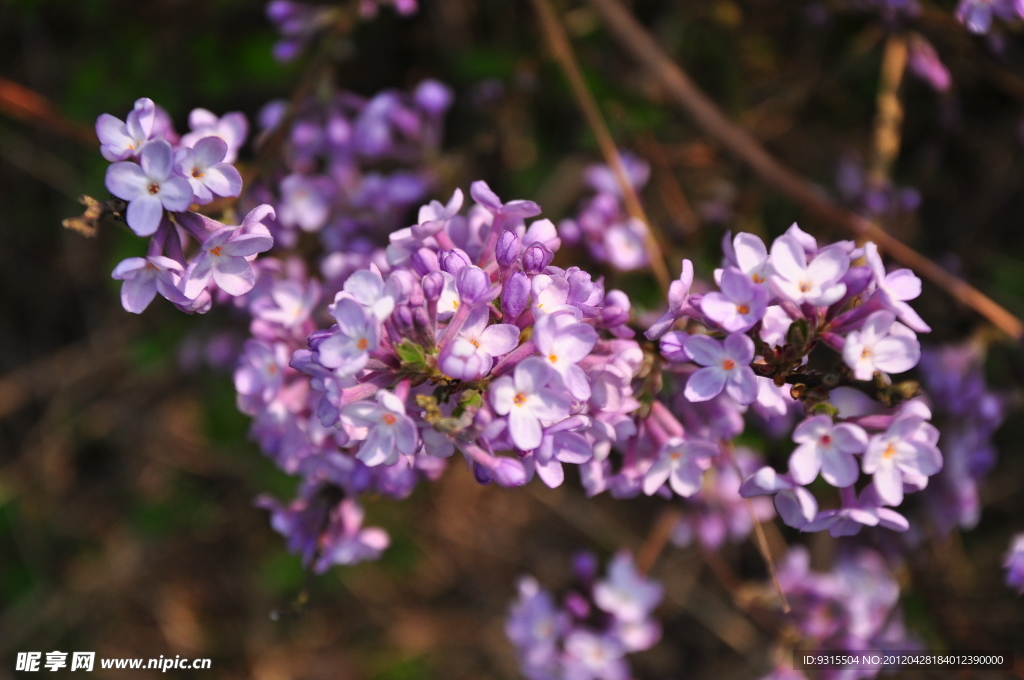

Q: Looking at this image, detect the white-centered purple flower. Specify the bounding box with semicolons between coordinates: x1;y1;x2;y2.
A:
491;357;572;451
862;408;943;506
534;309;598;401
683;333;758;405
506;576;565;672
864;242;930;332
842;310;920;381
770;235;849;307
182;208;275;298
317;298;379;376
439;306;519;380
174;136;242;205
532;416;593;488
739;466;820;530
603;218;650;271
642;437;720;497
341;390;418;467
252;279;320;328
105;139;193;236
721;231;774;286
96;97;156;162
111;255;189;313
788;415;868;487
701;266;769;332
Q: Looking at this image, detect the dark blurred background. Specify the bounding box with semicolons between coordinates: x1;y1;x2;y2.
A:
1;0;1024;678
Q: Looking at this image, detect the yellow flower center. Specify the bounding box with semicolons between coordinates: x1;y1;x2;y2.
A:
513;393;528;406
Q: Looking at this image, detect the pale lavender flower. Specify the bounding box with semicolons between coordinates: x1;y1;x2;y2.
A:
532;416;592;488
603;219;650;271
562;631;628;680
583;152;650;196
721;231;773;286
842;310;920;380
642;437;719;497
739;466;820;529
645;259;696;340
862;406;943;505
534;310;599;401
770;235;849;307
252;279;320;329
314;499;390;571
470;180;542;221
234;340;290;409
1004;534;1024;594
506;576;564;675
701;266;769;332
111;255;189;313
802;485;909;537
174;136;242;205
864;242;930;332
105;139;193;236
179;108;248;163
317;298;378;376
684;333;758;405
759;305;793;347
788;416;868;487
278;173;335;232
956;0;1022;34
342;390;418;466
593;551;663;622
338;268;397;321
440;306;520;380
182;208;275;298
491;357;572;451
96;97;156;161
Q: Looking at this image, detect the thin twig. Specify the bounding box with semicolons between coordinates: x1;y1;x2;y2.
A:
636;133;699;241
586;0;1024;340
0;78;97;146
868;34;908;188
530;0;672;292
635;507;682;575
720;440;790;613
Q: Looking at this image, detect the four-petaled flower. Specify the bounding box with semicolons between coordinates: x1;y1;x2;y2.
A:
701;266;769;332
862;406;943;505
769;235;849;307
96;97;156;162
182;207;275;298
864;242;930;332
534;309;599;401
843;310;920;381
174;136;242;205
111;255;189;313
491;358;572;451
440;306;520;380
105;139;193;236
683;333;758;405
788;415;868;487
317;298;379;376
642;437;720;497
342;390;418;466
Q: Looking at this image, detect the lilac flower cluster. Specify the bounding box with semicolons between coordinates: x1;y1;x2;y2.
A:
918;343;1004;534
559;153;652;271
250;78;452;262
636;225;939;535
506;552;663;680
97;97;275;314
758;547;918;680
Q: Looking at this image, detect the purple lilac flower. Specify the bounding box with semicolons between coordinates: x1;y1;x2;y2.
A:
770;235;849;306
862;402;943;506
683;333;758;405
179;108;248;163
341;389;418;467
491;358;572;451
95;97;156;162
182;207;275;298
174;136;242;205
105;139;193;236
701;266;769;332
642;437;719;497
1005;534;1024;594
788;415;868;487
842;311;920;381
956;0;1022;34
506;552;662;680
111;255;189;313
439;306;520;380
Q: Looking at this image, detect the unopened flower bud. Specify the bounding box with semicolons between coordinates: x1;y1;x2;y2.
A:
422;271;446;302
411;247;439;276
501;271;530;320
522;243;553;274
496;230;521;267
439;247;471;274
456;265;498;305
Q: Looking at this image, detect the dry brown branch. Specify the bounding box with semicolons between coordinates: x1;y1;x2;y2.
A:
868;34;908;188
0;77;97;146
586;0;1024;340
635;507;683;575
530;0;672;292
